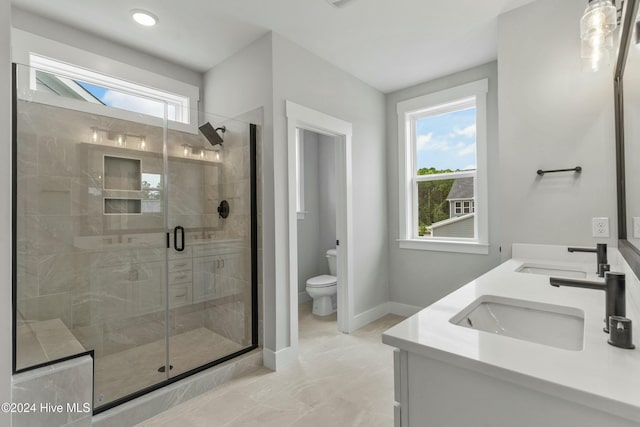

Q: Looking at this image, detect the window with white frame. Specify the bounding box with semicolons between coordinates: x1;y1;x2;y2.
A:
397;79;489;254
17;53;199;132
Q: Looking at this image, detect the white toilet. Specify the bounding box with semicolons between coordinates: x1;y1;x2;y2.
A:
306;249;338;316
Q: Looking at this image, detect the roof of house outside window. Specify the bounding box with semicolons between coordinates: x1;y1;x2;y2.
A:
35;71;104;105
446;176;474;200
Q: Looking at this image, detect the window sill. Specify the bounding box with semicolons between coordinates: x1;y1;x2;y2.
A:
398;239;489;254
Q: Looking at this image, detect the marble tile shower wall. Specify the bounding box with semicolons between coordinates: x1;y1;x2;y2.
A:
202;120;253;346
12;355;93;427
15;101;257;369
173;138;253;349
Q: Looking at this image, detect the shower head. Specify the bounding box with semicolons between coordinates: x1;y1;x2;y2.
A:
199;122;226;146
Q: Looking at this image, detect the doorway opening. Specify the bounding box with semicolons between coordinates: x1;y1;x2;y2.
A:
296;129;338;331
286;101;354;359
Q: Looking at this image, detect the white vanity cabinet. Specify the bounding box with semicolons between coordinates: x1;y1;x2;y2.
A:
385;245;640;427
391;348;640;427
169;240;245;305
192;241;244;303
88;239;245;315
168;248;193;308
192;256;217;303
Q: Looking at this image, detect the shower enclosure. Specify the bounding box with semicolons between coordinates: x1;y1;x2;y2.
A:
12;63;258;412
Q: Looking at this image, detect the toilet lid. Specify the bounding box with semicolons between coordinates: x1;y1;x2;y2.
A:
306;275;337;288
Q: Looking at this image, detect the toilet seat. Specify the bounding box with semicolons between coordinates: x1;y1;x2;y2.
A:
306;275;337;288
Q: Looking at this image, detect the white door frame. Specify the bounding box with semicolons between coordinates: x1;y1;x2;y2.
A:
286;101;354;349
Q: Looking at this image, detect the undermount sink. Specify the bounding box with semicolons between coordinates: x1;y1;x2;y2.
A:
450;295;584;351
516;264;587;279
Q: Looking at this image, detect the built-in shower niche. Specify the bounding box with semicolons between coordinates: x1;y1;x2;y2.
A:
102;156;143;215
104;156;141;191
90;146;164;234
104;199;142;214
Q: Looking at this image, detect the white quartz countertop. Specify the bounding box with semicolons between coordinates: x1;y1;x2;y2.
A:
382;244;640;422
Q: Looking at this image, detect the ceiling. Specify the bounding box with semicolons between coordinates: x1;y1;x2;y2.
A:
11;0;537;93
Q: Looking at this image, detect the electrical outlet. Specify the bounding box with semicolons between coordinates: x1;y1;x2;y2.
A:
634;217;640;238
592;217;610;238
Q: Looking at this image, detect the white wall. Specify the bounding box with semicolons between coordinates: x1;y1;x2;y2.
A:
385;0;617;309
205;32;387;356
203;33;277;352
1;1;13;424
203;33;273;121
271;33;388;337
386;62;501;308
318;135;337;255
297;131;322;294
498;0;617;259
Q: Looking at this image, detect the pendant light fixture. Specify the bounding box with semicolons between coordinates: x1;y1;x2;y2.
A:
580;0;618;72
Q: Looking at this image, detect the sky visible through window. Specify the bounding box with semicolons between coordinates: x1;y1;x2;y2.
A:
77;81;108;101
416;107;476;172
77;81;175;120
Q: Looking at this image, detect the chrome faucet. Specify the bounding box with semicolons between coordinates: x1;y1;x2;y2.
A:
550;272;625;333
567;243;608;276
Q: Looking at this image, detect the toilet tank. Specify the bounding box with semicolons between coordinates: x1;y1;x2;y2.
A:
326;249;337;276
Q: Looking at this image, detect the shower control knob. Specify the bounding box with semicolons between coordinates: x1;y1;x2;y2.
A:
218;200;230;218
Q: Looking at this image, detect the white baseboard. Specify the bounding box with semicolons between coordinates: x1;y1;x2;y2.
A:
262;345;298;371
351;302;392;331
351;301;423;332
298;291;311;304
387;301;422;317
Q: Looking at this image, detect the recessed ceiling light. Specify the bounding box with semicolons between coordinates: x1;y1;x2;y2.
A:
131;9;158;27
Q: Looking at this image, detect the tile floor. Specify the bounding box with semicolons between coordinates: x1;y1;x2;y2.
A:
95;327;245;408
135;302;405;427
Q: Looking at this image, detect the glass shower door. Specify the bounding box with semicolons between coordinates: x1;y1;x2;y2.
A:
14;62;257;412
13;62;171;409
165;111;255;378
88;113;171;407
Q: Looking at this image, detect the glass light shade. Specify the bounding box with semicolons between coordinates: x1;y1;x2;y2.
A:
581;36;613;72
582;50;612;71
581;31;614;58
580;0;617;41
580;0;617;72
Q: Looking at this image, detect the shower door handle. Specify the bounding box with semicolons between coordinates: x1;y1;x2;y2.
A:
174;226;185;252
